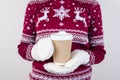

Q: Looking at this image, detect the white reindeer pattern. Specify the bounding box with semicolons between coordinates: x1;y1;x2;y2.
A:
74;8;87;27
36;7;50;27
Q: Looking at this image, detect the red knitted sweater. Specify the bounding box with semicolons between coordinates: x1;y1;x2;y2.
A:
17;0;106;79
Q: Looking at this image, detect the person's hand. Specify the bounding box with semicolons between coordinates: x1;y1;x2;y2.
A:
64;50;90;68
43;50;90;74
44;62;76;74
31;37;54;61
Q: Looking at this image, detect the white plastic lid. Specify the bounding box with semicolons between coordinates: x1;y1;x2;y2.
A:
50;31;73;40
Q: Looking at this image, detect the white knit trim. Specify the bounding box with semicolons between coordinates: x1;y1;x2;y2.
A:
32;67;91;76
21;33;35;44
30;72;92;80
26;44;34;61
37;29;87;34
86;50;95;66
36;29;88;44
22;33;35;37
90;35;103;38
89;35;104;46
36;33;88;44
30;67;92;80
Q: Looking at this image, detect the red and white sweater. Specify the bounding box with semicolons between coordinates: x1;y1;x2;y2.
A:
17;0;106;79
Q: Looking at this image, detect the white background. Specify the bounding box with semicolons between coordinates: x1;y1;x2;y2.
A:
0;0;120;80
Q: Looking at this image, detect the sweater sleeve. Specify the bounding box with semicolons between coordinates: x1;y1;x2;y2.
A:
86;3;106;66
17;2;38;61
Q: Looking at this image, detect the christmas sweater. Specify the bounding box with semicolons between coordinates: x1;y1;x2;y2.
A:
17;0;106;79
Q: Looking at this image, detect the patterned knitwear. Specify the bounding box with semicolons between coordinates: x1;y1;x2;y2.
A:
17;0;106;80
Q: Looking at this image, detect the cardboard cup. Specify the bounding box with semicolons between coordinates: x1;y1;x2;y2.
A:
50;31;73;65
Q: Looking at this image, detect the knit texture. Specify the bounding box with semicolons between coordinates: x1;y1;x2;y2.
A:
17;0;106;79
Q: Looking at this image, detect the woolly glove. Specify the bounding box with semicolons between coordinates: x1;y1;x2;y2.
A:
64;49;90;68
31;37;54;61
44;49;90;74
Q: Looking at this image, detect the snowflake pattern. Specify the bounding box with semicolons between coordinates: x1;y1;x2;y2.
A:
25;0;102;30
53;6;70;21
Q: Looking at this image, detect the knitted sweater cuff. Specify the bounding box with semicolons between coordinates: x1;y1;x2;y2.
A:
85;50;95;66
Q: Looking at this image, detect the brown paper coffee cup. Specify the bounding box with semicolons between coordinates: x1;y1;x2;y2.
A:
50;31;73;65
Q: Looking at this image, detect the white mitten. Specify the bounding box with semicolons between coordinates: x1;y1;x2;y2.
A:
43;50;90;74
44;62;76;74
31;37;54;61
65;49;90;68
